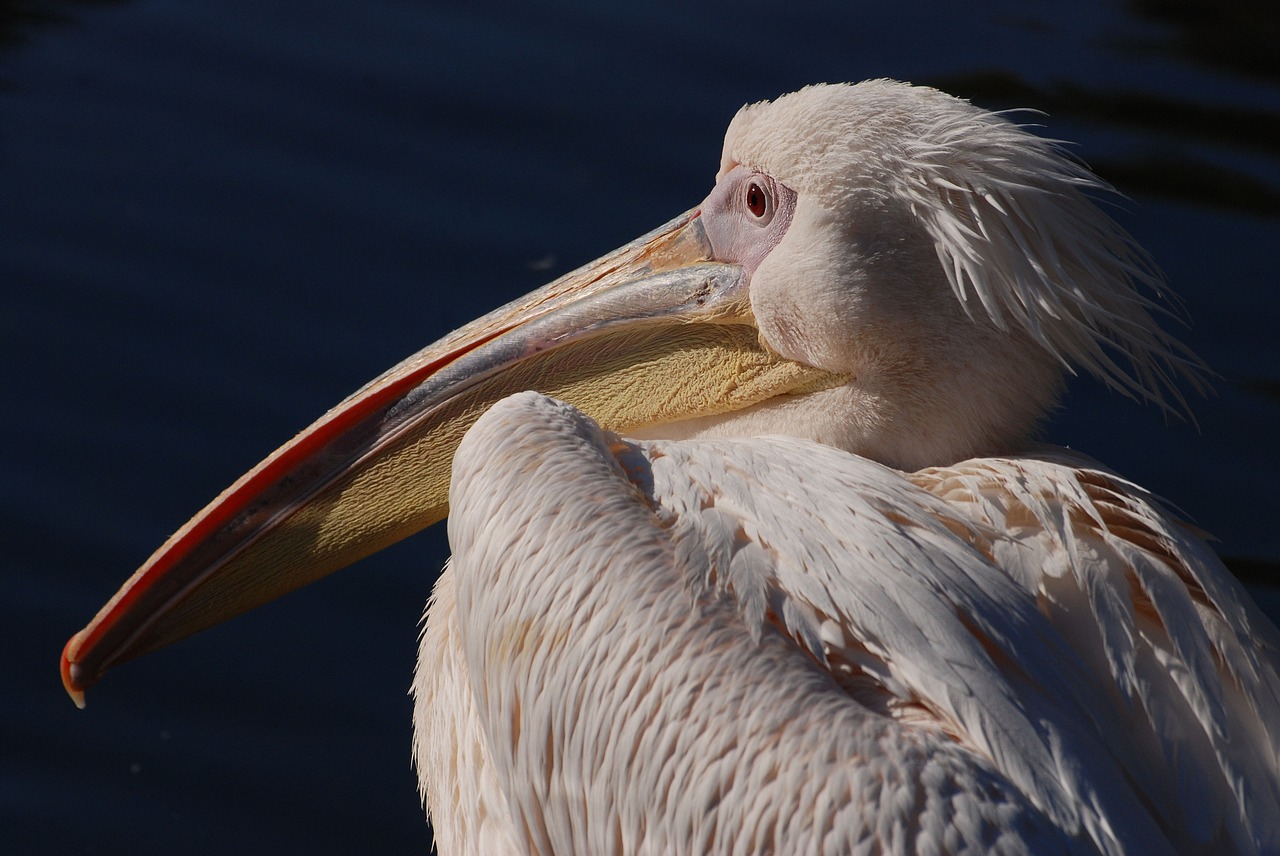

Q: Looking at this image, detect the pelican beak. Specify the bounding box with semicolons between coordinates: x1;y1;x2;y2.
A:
61;208;842;706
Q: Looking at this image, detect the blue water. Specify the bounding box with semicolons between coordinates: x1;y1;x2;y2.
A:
4;2;1278;853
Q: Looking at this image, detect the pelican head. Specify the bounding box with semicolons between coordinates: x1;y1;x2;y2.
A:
656;81;1201;468
61;80;1201;700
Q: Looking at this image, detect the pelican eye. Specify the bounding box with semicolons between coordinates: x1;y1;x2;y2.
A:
745;181;768;218
701;165;793;268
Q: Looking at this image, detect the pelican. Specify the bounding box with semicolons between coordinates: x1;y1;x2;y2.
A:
63;80;1280;854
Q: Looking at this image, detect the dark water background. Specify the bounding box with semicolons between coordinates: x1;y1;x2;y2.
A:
3;1;1278;853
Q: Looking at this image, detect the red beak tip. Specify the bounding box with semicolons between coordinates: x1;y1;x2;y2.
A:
61;635;90;710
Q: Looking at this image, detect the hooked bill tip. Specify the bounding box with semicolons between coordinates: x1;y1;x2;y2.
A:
61;635;89;710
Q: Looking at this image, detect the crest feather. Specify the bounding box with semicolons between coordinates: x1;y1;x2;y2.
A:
725;81;1209;415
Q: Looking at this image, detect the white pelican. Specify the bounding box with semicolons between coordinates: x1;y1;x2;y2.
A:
63;80;1280;855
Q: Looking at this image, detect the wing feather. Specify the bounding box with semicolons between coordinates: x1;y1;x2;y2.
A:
443;393;1279;855
650;437;1175;855
911;452;1280;853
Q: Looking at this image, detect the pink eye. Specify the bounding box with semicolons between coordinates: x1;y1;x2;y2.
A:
745;182;767;218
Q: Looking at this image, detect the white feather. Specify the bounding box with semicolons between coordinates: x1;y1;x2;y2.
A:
413;392;1280;855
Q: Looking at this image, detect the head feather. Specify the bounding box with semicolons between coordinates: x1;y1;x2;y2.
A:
723;80;1209;416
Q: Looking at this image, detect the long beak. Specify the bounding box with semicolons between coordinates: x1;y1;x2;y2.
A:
61;208;841;706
